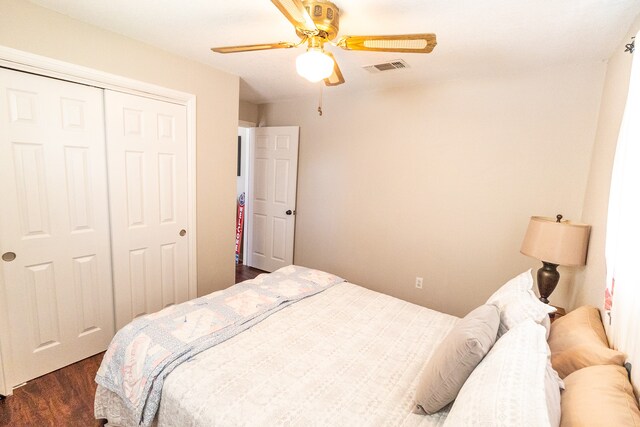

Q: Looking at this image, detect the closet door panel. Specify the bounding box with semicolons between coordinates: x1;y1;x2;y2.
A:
105;91;189;330
0;69;114;387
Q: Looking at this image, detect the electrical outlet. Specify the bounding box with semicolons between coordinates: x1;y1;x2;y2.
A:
415;277;423;289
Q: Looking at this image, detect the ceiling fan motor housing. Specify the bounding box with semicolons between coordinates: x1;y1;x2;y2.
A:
297;0;340;40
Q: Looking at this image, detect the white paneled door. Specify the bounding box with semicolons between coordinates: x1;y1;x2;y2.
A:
247;126;299;272
0;69;114;387
105;91;190;330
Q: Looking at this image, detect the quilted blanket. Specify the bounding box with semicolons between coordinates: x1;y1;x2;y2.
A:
95;265;344;426
95;280;458;426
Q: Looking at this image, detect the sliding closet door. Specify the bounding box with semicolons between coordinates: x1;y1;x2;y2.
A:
105;91;190;330
0;69;114;386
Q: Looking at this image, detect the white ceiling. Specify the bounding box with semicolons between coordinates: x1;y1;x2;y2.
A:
28;0;640;104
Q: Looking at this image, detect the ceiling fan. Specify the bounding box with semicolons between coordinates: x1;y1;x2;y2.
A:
211;0;437;86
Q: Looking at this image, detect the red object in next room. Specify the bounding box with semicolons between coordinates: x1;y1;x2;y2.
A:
235;193;245;264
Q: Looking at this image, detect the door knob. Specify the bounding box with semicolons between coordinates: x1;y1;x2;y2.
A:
285;210;295;216
179;229;186;236
2;252;16;262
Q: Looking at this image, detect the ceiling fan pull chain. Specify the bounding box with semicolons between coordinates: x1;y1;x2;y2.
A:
318;85;323;116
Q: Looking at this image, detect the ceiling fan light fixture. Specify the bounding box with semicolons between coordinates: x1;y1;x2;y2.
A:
296;47;334;82
211;1;437;89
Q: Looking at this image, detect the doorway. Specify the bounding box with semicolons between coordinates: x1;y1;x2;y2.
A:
237;125;300;273
236;121;253;268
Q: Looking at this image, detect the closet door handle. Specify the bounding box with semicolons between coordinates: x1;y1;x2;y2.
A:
179;229;187;237
2;252;16;262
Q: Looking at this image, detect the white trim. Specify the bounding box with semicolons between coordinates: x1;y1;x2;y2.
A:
239;127;253;264
187;98;198;299
0;46;192;103
245;127;256;267
0;349;6;397
0;45;199;392
0;268;11;396
239;113;256;273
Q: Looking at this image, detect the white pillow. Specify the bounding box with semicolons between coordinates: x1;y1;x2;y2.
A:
443;320;560;427
544;359;563;427
488;269;533;296
413;304;500;414
486;270;556;336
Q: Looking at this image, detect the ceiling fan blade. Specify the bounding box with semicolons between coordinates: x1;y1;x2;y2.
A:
211;42;297;54
337;33;437;53
271;0;318;33
323;52;345;86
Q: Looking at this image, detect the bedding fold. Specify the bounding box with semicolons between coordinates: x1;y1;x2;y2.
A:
95;265;344;426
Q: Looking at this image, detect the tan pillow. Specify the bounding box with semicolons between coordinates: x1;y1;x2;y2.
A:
561;365;640;426
548;305;626;378
414;304;500;414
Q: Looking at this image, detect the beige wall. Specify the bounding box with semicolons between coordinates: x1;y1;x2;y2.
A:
260;63;606;317
0;0;239;295
239;100;259;124
570;17;640;310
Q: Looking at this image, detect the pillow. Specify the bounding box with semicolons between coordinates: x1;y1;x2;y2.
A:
443;320;560;427
548;305;626;378
541;313;551;339
486;270;556;336
413;304;500;414
488;269;533;297
560;365;640;426
545;361;563;427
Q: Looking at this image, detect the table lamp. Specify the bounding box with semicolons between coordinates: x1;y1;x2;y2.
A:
520;214;591;304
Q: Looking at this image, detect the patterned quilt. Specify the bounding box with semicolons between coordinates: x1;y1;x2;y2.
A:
95;265;344;426
95;280;458;427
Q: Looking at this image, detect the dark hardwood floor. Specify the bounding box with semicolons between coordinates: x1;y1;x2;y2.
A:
0;352;105;426
0;263;265;426
235;262;267;282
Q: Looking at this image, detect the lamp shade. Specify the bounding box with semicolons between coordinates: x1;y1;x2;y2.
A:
520;216;591;266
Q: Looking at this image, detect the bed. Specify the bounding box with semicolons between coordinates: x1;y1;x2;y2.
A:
94;266;640;426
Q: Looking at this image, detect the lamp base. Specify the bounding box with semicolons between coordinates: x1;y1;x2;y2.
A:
537;262;559;304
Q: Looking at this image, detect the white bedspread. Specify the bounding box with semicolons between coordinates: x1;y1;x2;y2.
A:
95;282;457;426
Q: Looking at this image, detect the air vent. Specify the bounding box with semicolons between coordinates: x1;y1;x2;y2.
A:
363;59;409;73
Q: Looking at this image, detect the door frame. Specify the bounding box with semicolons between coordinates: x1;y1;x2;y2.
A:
0;46;198;396
238;120;256;265
245;127;256;268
